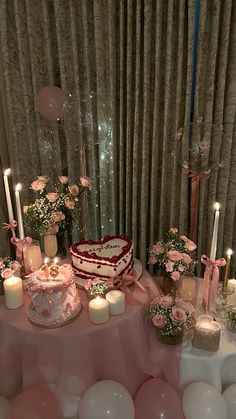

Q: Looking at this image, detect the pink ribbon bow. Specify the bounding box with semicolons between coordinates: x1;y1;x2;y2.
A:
106;267;146;305
201;255;226;313
2;220;17;237
11;236;33;274
187;170;210;243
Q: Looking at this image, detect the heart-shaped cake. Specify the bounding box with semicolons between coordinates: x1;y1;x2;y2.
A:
71;235;133;280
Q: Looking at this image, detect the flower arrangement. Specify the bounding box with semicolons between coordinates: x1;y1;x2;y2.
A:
147;295;195;343
23;175;92;236
148;228;197;281
226;304;236;333
0;257;21;293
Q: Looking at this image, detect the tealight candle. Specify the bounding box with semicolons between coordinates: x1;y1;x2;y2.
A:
192;314;221;351
106;290;125;315
89;296;109;324
3;276;24;309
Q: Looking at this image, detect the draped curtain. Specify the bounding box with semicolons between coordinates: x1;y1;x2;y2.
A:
194;0;236;276
0;0;195;264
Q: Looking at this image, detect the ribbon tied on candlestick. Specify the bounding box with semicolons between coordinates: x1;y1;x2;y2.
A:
201;255;226;313
11;236;33;274
2;219;17;237
187;169;211;243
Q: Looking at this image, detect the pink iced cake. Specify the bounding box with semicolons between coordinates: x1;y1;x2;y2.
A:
71;235;133;281
27;264;81;328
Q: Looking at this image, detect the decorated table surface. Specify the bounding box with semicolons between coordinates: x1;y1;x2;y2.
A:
0;270;167;402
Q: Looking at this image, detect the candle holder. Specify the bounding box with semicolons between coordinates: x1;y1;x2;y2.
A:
192;314;221;351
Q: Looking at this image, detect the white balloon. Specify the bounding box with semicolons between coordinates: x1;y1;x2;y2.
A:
182;382;227;419
223;383;236;419
60;394;80;418
0;395;11;419
79;380;135;419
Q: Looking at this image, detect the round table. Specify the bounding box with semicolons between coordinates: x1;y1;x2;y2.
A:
0;270;166;403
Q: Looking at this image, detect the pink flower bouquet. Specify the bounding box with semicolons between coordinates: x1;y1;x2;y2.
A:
147;295;195;341
24;175;92;236
148;228;197;281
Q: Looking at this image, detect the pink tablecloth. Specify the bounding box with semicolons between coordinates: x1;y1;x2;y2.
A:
0;271;182;401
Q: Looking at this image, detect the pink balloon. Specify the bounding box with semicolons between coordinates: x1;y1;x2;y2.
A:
134;378;184;419
36;85;68;121
8;384;63;419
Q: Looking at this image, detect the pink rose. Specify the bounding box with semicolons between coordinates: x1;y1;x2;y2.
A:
152;314;167;328
182;253;192;264
199;142;207;151
159;295;173;308
169;227;178;233
12;260;21;272
178;264;185;272
37;175;50;183
181;236;196;251
51;211;65;222
168;250;182;261
65;198;75;209
59;176;68;184
165;261;174;272
46;192;58;202
170;271;180;281
69;184;79;196
80;176;92;188
153;243;165;254
171;306;186;322
148;257;157;265
1;268;14;279
176;299;195;315
31;180;46;191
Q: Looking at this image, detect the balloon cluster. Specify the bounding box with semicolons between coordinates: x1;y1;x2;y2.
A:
2;378;236;419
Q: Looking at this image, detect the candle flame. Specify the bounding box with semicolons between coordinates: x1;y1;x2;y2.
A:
213;202;220;211
226;248;233;257
53;257;60;264
15;183;22;192
4;168;11;176
44;257;51;265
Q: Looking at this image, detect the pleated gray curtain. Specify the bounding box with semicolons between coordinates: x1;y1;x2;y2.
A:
0;0;195;264
193;0;236;276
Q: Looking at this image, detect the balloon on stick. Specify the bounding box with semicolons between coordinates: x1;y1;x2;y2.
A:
36;85;68;122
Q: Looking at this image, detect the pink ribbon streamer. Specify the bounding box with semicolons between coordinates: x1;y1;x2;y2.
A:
201;255;226;313
187;170;210;243
106;268;146;305
11;236;33;274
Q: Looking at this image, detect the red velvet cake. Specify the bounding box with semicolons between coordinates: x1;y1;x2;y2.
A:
71;235;133;280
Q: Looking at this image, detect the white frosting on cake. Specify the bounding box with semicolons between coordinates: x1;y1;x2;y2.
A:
27;264;81;327
71;235;133;280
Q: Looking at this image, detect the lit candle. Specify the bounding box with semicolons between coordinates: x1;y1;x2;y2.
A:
3;276;24;309
192;314;221;351
181;276;196;302
210;202;220;261
106;290;125;315
3;168;14;222
15;183;24;239
89;296;109;324
223;248;233;292
53;257;60;264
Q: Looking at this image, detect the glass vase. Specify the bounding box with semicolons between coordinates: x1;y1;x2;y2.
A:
156;327;183;345
162;274;180;297
44;233;58;258
227;318;236;333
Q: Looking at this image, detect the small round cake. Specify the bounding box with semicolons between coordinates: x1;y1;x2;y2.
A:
27;264;81;328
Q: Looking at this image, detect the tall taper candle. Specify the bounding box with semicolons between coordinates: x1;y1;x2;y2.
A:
3;168;14;222
210;202;220;261
15;183;25;239
223;248;233;292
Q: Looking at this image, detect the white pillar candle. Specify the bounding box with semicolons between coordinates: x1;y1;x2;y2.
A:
15;183;25;239
210;202;220;261
106;290;125;315
89;296;109;324
3;168;14;222
192;314;221;351
27;242;43;269
3;276;24;309
181;276;196;302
